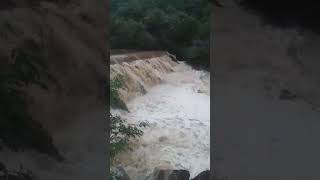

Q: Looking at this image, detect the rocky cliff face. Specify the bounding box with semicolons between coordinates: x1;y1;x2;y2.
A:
0;0;108;179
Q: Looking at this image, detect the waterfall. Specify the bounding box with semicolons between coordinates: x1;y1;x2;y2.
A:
110;55;178;103
111;53;210;180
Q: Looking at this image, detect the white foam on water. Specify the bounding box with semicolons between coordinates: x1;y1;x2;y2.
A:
112;62;210;179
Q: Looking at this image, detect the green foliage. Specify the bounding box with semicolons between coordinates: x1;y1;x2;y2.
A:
110;113;148;159
110;0;210;68
0;39;63;161
109;171;117;180
109;75;149;178
110;75;128;110
183;39;209;61
110;19;156;50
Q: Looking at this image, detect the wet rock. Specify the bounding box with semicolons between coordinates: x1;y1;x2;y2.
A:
158;136;169;142
146;169;190;180
139;83;147;94
197;90;204;93
191;170;210;180
112;166;131;180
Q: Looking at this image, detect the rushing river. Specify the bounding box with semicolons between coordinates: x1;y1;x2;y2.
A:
111;60;210;179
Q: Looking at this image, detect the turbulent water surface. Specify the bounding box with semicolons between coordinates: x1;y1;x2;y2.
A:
111;59;210;179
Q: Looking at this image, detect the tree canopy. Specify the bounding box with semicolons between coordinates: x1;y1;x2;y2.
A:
110;0;210;69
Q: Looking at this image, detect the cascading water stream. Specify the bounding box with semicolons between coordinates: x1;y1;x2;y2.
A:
111;55;210;180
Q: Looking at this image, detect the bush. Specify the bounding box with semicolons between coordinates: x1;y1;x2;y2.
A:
110;75;128;111
110;113;148;159
109;75;149;179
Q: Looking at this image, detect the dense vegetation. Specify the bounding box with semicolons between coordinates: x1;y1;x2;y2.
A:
110;75;128;111
110;0;210;69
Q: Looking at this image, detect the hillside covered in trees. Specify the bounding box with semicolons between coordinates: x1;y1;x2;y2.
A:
110;0;210;69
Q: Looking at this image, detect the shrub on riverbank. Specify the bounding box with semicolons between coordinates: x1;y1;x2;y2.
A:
110;113;149;159
110;75;128;111
109;75;149;179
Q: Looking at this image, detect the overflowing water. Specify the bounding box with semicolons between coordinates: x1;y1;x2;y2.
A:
110;55;178;103
111;56;210;179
